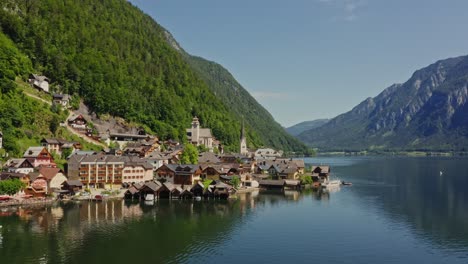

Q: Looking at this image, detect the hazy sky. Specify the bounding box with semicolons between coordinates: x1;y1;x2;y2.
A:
129;0;468;127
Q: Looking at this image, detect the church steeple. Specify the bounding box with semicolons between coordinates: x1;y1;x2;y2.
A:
240;120;247;155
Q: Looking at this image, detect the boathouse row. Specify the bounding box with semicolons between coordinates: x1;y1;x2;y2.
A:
124;180;231;200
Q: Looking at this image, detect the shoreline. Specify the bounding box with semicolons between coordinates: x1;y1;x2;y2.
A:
0;198;56;208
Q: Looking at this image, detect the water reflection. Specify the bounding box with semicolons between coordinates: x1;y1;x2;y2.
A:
0;190;332;264
4;157;466;263
333;156;468;252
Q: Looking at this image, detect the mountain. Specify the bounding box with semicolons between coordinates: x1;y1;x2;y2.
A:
298;55;468;151
163;32;308;153
286;119;329;136
0;30;101;158
0;0;308;153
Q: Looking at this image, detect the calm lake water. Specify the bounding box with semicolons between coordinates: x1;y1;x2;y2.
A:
1;156;468;263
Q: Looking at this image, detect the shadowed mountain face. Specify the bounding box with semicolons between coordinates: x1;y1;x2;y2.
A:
298;56;468;151
286;119;330;136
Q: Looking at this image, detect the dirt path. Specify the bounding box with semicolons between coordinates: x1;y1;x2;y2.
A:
65;112;107;149
23;92;52;105
23;90;106;149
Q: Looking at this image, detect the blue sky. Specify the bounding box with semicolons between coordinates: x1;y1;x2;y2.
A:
129;0;468;127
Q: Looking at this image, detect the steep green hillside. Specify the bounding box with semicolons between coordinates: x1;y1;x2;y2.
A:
0;31;100;157
298;56;468;151
183;55;309;153
0;0;309;153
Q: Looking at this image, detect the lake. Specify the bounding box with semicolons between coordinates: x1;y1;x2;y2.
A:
1;156;468;263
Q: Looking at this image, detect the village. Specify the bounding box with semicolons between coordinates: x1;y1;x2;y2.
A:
0;75;332;205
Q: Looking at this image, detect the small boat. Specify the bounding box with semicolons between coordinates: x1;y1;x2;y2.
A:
341;181;353;186
145;194;155;201
322;180;341;188
195;196;202;201
93;195;103;201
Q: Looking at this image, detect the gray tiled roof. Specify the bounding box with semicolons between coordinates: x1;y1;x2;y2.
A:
23;147;47;158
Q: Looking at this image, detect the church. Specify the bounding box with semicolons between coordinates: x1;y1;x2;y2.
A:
186;117;215;151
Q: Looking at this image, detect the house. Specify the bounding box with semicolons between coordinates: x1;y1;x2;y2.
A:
4;158;35;174
146;150;169;165
26;173;48;197
23;147;54;168
163;139;180;148
29;74;50;93
198;152;221;164
39;167;68;191
311;166;330;177
276;158;305;174
254;148;283;160
311;165;330;182
68;114;88;130
0;172;30;187
106;132;153;149
278;166;300;180
255;158;302;180
200;165;225;181
186;117;216;151
41;138;81;155
122;137;159;157
155;164;202;185
52;94;71;108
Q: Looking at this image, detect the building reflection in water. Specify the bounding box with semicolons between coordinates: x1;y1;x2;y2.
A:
78;200;143;225
1;188;339;236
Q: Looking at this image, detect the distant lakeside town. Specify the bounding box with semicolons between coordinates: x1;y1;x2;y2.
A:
0;75;332;205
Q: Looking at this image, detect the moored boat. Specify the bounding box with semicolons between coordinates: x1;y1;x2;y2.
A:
322;180;341;188
341;181;352;186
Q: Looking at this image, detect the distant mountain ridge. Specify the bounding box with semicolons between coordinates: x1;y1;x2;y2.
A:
286;119;329;136
298;55;468;151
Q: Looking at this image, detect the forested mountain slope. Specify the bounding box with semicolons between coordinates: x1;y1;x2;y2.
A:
0;0;308;153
